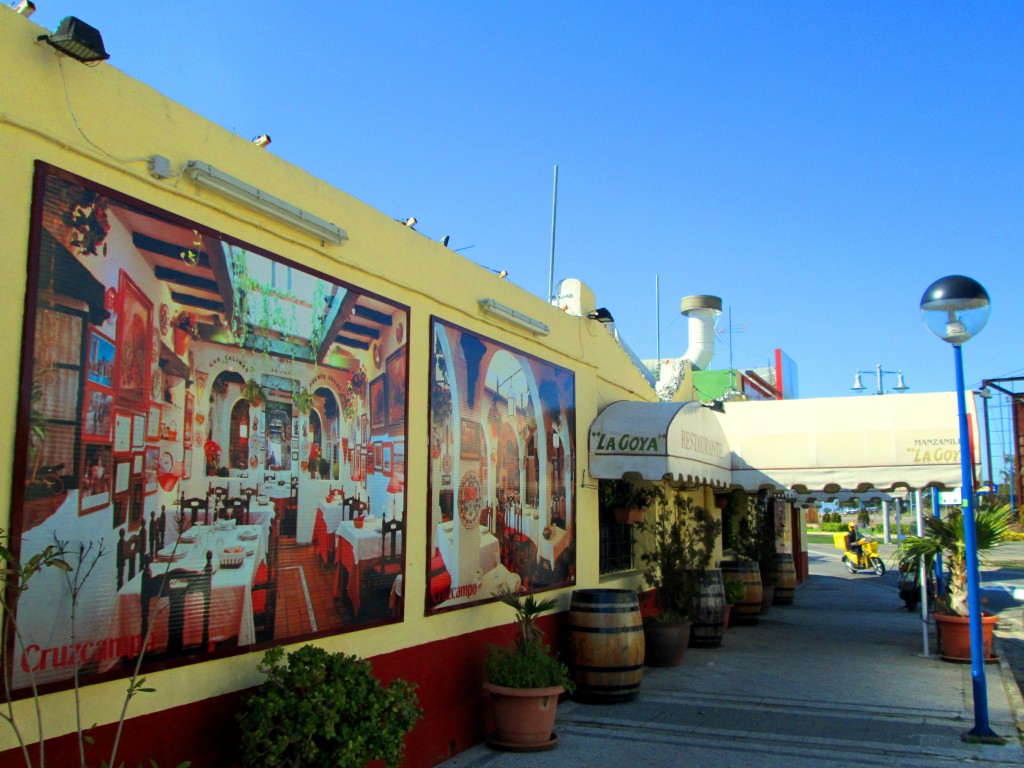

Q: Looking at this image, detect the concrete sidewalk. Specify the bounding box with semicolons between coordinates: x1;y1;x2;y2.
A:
440;557;1024;768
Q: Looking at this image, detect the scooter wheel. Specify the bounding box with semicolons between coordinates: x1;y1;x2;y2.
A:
843;557;856;574
873;559;886;576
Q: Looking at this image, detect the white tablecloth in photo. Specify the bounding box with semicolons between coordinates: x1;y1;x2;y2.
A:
507;508;544;542
320;501;348;532
333;518;402;614
435;521;500;575
114;524;263;651
249;501;276;542
538;525;569;564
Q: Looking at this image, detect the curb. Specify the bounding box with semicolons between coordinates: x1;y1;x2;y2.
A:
994;636;1024;738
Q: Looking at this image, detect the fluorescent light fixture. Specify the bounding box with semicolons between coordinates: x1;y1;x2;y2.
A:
184;160;347;244
479;299;550;336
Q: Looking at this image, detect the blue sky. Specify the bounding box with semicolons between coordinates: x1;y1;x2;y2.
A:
27;3;1023;405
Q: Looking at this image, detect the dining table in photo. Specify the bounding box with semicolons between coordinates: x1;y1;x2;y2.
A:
332;517;402;616
112;522;265;657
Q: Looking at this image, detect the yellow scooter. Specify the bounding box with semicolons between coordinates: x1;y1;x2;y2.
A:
832;533;886;575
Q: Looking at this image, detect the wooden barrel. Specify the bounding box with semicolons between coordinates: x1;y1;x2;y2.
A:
688;569;726;648
721;560;762;625
773;552;796;605
568;589;645;703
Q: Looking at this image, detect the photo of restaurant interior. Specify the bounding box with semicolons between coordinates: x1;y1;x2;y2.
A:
14;165;410;691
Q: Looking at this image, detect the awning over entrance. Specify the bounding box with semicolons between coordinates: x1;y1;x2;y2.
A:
588;401;731;487
716;392;977;493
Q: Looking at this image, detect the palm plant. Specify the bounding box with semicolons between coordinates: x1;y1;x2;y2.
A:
897;504;1012;616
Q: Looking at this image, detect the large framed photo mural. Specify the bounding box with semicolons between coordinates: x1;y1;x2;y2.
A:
426;318;576;613
7;163;409;695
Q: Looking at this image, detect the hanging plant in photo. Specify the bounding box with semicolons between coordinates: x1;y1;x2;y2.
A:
60;185;110;257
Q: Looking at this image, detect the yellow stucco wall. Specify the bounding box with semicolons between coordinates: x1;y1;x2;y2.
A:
0;11;661;747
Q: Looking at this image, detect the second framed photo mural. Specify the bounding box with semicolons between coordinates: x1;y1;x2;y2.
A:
426;317;576;614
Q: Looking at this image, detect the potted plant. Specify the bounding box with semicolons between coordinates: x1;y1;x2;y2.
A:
241;378;266;407
723;577;746;631
599;478;656;525
171;310;200;357
293;386;315;415
238;645;421;768
898;504;1012;661
484;585;574;751
735;490;782;613
204;439;222;476
636;488;721;665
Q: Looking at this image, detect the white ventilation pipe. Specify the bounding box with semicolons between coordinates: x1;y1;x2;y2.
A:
680;295;722;371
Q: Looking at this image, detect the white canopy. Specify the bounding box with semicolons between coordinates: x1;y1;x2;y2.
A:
588;401;732;488
715;392;978;493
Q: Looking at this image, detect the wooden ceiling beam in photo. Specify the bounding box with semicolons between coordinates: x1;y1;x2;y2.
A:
170;291;225;313
153;265;220;294
335;335;370;351
318;290;361;362
133;232;211;268
205;238;236;327
341;321;380;340
353;305;393;326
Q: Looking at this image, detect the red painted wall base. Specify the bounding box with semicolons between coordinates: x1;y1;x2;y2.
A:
0;615;561;768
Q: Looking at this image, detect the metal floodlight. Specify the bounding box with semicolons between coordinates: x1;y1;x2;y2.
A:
919;275;990;346
587;307;615;324
851;372;865;391
38;17;110;64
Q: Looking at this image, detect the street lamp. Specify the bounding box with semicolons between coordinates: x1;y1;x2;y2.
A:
919;274;1001;743
851;364;909;395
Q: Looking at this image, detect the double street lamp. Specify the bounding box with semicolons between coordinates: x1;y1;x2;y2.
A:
851;364;909;395
919;274;1000;743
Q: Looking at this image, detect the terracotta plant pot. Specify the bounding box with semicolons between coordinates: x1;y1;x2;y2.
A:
173;327;191;357
934;612;999;662
484;682;562;751
613;506;646;525
642;618;691;667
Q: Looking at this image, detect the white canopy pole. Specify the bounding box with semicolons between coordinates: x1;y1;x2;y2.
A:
882;500;891;544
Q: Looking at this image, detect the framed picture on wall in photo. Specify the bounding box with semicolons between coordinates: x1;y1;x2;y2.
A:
146;404;161;440
86;329;115;388
386;349;406;432
114;411;132;453
113;270;152;408
80;444;111;514
374;441;384;472
132;413;145;450
460;418;482;461
82;385;113;442
183;392;194;444
144;446;158;495
382;442;393;477
369;374;386;432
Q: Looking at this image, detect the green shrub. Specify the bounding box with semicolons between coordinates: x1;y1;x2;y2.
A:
486;641;573;690
238;645;422;768
820;522;848;532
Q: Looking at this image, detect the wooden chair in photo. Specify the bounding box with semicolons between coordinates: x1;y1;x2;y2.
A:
252;517;279;643
180;496;209;527
239;485;258;504
376;518;403;577
148;508;167;554
349;498;368;520
116;527;140;590
221;496;250;526
139;550;213;658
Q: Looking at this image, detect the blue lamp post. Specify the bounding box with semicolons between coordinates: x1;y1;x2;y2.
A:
919;275;1001;743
